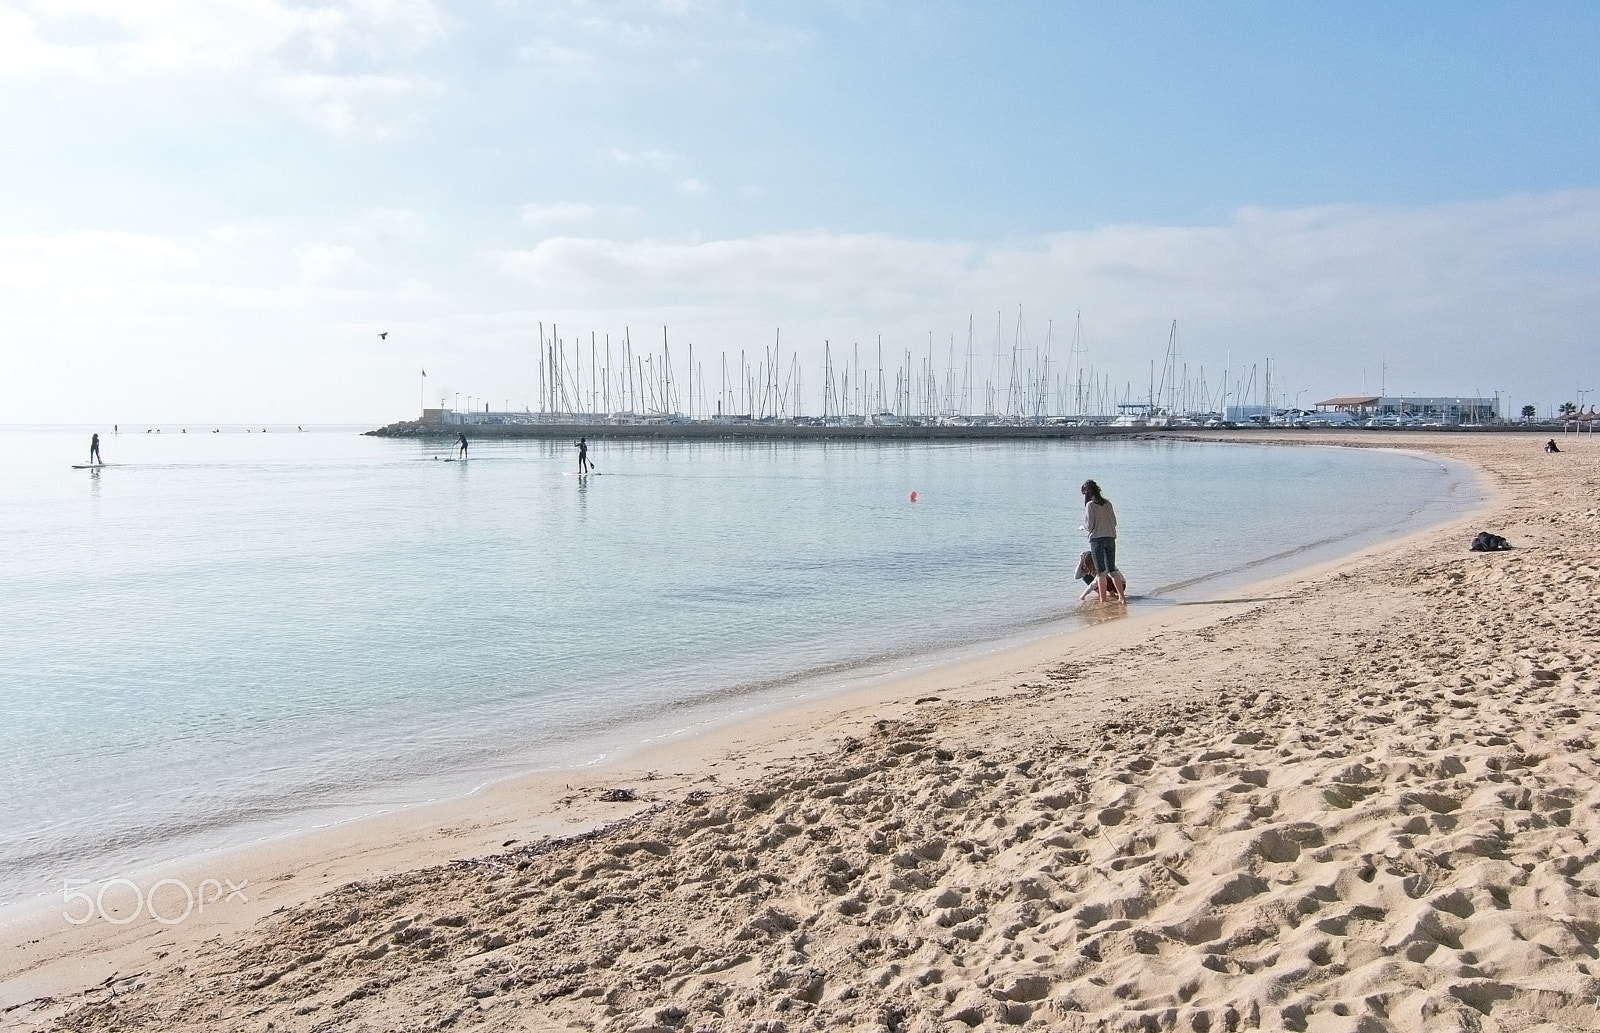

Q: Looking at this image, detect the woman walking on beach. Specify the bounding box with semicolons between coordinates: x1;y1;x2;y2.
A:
1082;479;1126;604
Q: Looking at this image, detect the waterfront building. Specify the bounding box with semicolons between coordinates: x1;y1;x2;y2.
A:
1315;396;1499;425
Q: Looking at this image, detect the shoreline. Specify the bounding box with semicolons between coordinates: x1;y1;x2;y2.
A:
8;431;1583;1033
3;575;1323;1019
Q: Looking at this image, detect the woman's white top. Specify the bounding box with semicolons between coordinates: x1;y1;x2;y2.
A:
1084;499;1117;539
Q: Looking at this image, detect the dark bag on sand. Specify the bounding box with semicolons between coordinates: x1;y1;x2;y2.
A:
1469;531;1511;552
1074;550;1098;584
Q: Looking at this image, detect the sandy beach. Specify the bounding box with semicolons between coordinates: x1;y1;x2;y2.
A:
4;430;1597;1033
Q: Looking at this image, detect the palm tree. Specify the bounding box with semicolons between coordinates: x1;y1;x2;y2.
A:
1521;405;1537;420
1559;402;1578;417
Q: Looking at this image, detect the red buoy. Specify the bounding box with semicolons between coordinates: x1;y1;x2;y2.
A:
909;491;918;502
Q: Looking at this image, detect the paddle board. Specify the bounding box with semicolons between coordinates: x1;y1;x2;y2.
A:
72;463;111;469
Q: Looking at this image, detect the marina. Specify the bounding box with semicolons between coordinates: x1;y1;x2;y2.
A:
375;319;1513;438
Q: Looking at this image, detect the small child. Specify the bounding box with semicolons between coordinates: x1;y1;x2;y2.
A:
1074;548;1127;601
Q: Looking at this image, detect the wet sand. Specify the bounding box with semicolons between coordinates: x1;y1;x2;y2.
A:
5;431;1597;1033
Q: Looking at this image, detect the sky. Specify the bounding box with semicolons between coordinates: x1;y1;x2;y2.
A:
4;0;1599;422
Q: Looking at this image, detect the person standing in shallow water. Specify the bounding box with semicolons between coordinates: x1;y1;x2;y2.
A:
576;436;590;474
457;432;468;459
1081;479;1126;604
89;433;101;464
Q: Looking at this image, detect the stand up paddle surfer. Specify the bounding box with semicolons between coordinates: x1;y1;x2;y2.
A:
457;432;468;459
576;436;590;474
89;433;102;465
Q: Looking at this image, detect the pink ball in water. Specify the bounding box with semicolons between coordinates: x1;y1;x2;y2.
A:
909;491;918;502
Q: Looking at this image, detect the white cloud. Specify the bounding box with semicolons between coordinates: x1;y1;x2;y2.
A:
499;231;971;311
7;191;1598;423
494;191;1600;408
295;242;369;284
355;207;430;243
0;224;444;422
274;72;431;135
0;0;444;77
519;202;597;228
654;0;717;16
312;0;444;59
532;0;800;57
496;193;1600;319
516;38;597;79
675;177;707;197
0;7;95;74
607;147;674;169
0;230;196;285
2;0;304;74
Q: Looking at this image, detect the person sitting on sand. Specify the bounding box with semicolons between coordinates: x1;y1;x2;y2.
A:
1081;479;1126;604
1545;439;1561;453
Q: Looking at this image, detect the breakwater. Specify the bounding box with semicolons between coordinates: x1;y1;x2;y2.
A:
366;419;1157;441
365;419;1532;442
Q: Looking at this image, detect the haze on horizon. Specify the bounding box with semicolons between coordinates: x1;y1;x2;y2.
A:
5;0;1598;424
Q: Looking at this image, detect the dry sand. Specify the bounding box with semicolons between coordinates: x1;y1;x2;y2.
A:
4;431;1598;1033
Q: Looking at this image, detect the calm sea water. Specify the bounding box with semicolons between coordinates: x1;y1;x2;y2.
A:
0;427;1475;907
